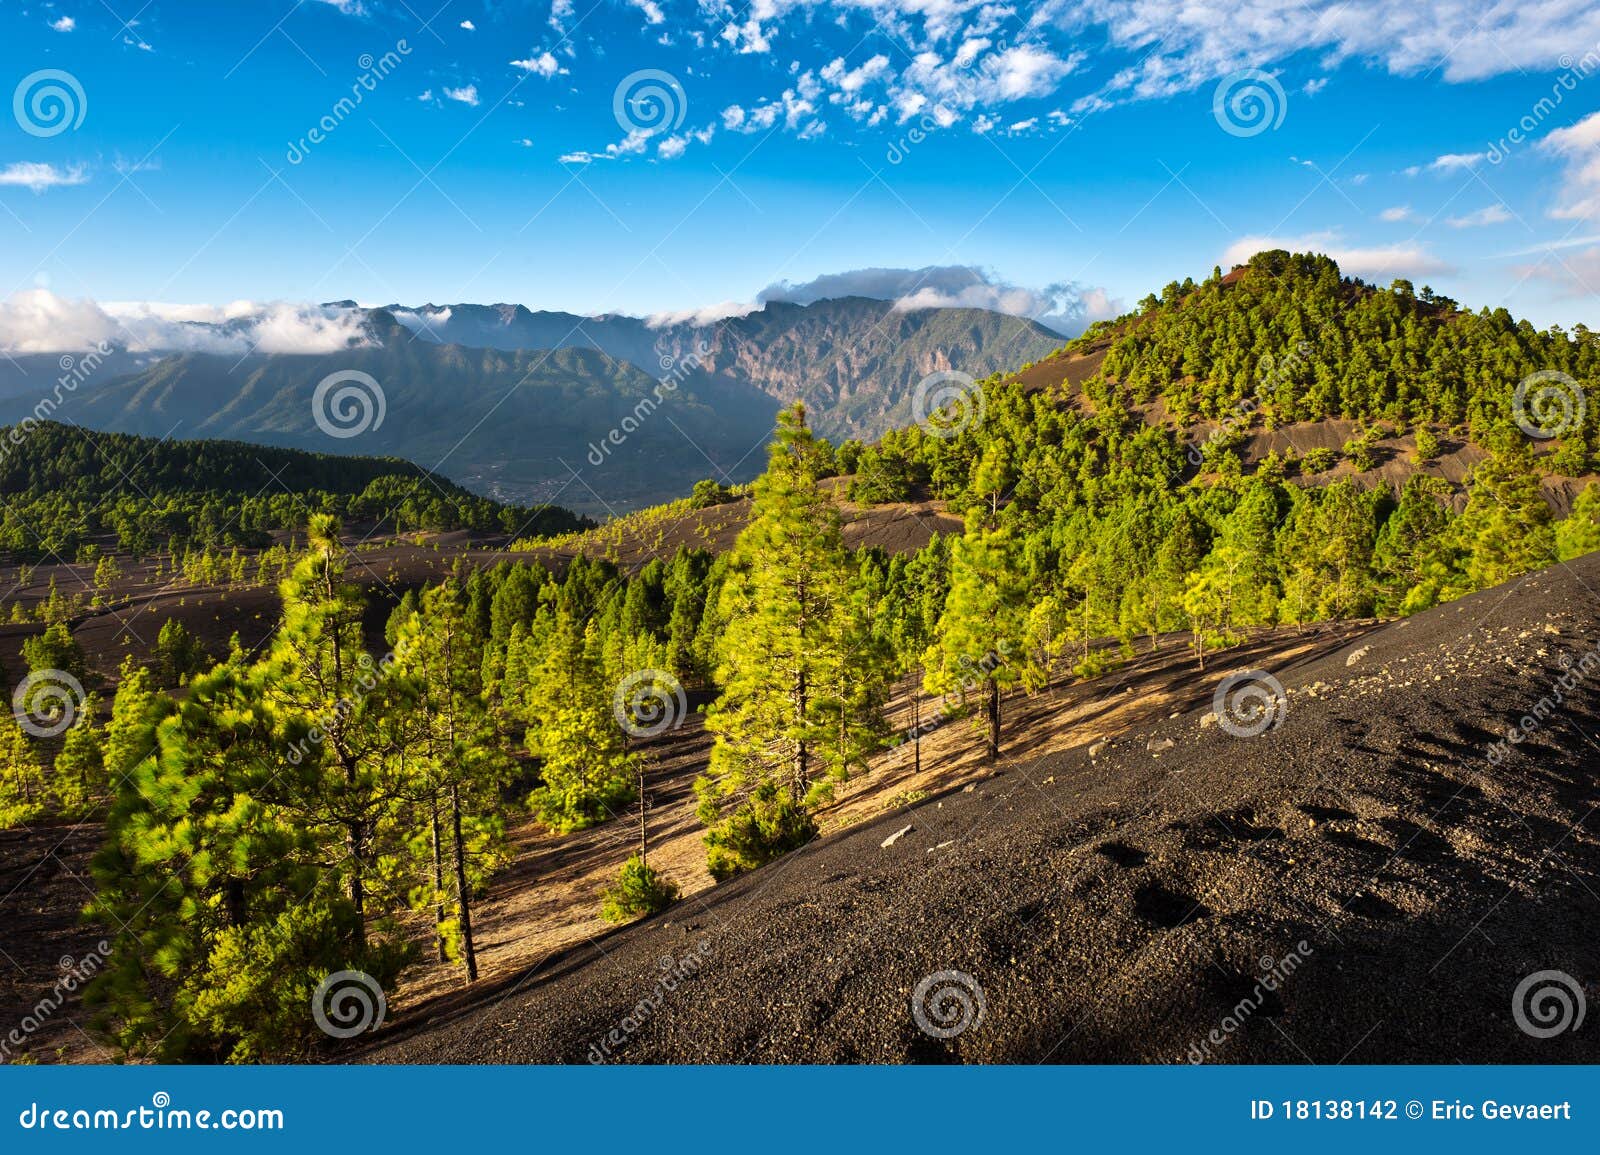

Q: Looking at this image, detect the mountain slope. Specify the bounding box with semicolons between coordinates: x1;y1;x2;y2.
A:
7;298;1059;512
367;550;1600;1064
7;325;780;513
392;296;1063;440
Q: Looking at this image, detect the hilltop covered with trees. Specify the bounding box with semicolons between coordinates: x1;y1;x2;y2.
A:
6;252;1598;1061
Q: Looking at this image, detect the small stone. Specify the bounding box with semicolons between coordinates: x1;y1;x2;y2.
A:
1345;646;1370;667
1147;736;1174;753
1199;711;1218;729
881;824;914;849
1088;739;1109;757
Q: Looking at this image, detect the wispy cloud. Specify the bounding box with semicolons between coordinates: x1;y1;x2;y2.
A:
1222;233;1454;280
1447;204;1512;228
0;162;89;193
444;84;480;107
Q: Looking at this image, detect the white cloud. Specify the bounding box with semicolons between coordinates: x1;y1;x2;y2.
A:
1512;245;1600;298
1222;233;1454;279
645;301;760;327
1379;205;1415;222
444;85;480;106
559;151;596;164
510;52;564;77
757;265;1119;335
1447;204;1512;228
1429;152;1485;171
1542;111;1600;220
460;19;476;30
50;16;75;32
1303;77;1328;96
629;0;665;24
0;162;89;193
0;292;378;355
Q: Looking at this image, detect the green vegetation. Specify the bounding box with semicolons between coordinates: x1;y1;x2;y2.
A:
0;423;588;559
4;250;1593;1063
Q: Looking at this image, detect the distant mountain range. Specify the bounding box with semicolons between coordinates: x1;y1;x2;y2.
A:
2;298;1061;513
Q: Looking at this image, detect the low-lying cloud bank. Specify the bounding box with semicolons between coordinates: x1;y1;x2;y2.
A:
0;290;374;355
756;265;1122;335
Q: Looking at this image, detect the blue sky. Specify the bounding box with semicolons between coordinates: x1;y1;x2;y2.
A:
2;0;1600;348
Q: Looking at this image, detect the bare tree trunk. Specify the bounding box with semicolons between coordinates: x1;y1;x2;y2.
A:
430;796;446;963
450;783;478;982
986;677;1001;762
912;690;921;776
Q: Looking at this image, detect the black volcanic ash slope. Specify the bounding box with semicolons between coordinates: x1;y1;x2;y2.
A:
368;553;1600;1064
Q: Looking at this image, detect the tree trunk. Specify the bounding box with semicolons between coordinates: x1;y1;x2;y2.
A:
912;691;921;776
986;677;1001;762
450;783;478;983
793;667;809;801
346;811;367;953
430;796;446;963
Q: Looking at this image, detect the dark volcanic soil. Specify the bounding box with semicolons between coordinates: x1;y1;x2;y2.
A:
368;554;1600;1064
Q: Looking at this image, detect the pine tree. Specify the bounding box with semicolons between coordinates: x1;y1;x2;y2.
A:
698;405;891;876
524;607;637;832
390;581;506;981
0;717;47;826
924;513;1033;760
52;705;106;815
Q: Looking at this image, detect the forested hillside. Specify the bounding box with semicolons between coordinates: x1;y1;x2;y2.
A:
0;423;587;559
7;251;1598;1064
